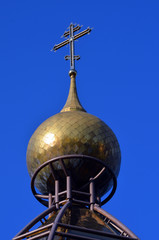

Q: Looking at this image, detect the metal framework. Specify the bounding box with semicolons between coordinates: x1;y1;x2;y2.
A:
13;155;139;240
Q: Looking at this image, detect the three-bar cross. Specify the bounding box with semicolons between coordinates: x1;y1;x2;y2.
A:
52;23;92;72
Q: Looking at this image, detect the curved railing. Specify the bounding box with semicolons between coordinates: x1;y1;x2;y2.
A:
31;154;117;207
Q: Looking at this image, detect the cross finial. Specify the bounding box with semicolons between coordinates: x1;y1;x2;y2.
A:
52;23;92;75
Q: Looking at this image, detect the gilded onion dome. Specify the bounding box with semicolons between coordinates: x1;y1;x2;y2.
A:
27;71;121;197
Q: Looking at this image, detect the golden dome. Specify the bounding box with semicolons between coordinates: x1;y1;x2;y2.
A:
27;72;121;197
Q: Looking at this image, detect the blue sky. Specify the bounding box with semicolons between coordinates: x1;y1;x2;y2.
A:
0;1;159;239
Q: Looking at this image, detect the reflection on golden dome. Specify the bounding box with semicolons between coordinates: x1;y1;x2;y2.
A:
26;72;121;197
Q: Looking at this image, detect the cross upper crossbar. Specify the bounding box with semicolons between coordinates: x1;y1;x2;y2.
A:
63;25;81;38
52;23;92;72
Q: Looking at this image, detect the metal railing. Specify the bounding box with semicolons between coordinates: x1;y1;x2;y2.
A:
13;155;139;240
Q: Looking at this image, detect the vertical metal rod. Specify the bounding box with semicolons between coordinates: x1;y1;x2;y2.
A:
49;163;56;180
90;178;95;211
48;193;52;208
59;159;69;176
55;180;59;209
67;176;72;200
48;193;52;218
70;23;75;70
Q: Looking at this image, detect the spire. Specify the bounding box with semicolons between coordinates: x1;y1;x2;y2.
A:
52;23;92;112
61;71;86;112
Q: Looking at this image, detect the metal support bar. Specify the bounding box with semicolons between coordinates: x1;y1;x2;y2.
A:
72;189;90;196
49;193;52;218
48;193;52;208
48;201;71;240
90;178;95;211
58;199;68;205
58;190;67;196
40;219;44;225
56;231;101;240
72;198;90;205
14;204;56;238
49;163;57;180
94;205;139;239
55;180;59;209
57;223;137;240
67;176;72;199
26;230;50;240
59;159;69;176
57;231;136;240
93;167;105;180
35;194;53;199
56;231;136;240
13;223;53;240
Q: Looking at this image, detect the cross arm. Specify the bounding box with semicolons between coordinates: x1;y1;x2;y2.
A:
52;39;69;51
63;25;81;38
74;27;92;41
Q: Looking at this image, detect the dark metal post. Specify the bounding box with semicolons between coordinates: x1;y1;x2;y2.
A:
69;23;75;70
48;193;52;208
55;180;59;209
48;193;52;218
90;178;95;211
67;176;72;200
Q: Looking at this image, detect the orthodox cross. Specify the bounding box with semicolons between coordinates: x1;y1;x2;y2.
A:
52;23;92;72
